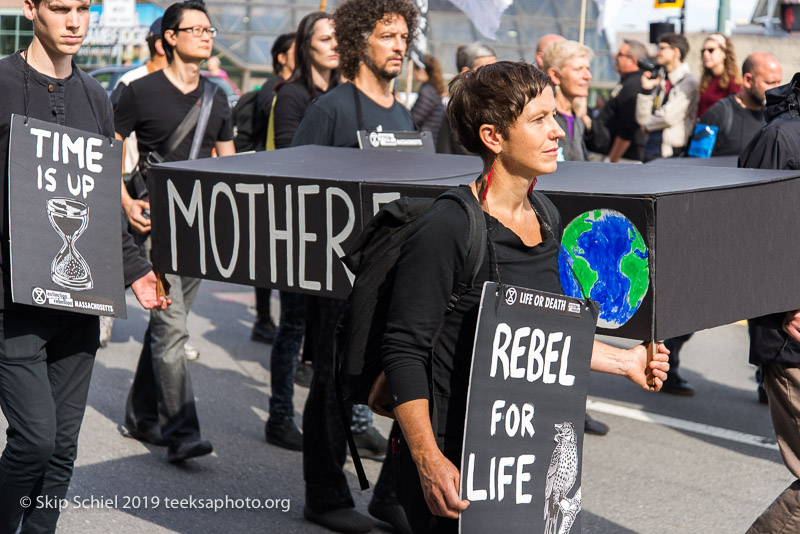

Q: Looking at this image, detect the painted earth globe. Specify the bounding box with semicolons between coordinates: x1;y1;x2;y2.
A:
558;209;649;329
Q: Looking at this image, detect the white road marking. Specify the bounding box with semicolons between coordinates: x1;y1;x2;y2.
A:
586;399;779;451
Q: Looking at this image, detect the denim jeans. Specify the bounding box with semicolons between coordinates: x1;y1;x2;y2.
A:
0;308;99;534
268;291;305;422
125;273;202;446
351;404;374;434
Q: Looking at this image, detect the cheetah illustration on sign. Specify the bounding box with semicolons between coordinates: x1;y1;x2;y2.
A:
544;422;581;534
47;197;93;291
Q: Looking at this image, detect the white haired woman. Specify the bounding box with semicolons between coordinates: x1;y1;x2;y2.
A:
543;39;609;162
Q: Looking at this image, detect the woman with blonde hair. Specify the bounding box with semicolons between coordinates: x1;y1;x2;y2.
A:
697;33;741;117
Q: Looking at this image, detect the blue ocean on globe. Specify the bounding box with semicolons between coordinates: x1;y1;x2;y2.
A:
559;209;649;329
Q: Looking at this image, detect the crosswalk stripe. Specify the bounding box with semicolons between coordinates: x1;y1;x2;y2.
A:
586;399;779;451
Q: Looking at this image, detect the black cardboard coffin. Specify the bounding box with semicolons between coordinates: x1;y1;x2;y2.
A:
148;146;800;341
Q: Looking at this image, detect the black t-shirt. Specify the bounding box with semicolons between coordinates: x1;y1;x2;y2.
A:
114;70;233;162
382;192;563;458
273;81;327;150
700;94;765;157
291;82;413;147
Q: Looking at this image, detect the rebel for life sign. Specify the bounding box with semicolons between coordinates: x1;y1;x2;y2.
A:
8;115;127;318
459;282;598;534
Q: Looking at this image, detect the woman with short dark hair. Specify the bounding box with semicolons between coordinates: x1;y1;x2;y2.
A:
382;61;670;533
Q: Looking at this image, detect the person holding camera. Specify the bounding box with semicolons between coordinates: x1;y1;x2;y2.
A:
597;39;649;162
635;32;698;162
114;0;235;463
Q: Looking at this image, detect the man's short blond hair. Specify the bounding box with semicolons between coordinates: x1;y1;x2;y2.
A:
542;40;593;72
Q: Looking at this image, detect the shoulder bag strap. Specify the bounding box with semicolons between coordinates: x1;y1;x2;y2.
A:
265;94;277;151
152;90;203;163
721;96;734;139
188;79;218;161
350;82;365;131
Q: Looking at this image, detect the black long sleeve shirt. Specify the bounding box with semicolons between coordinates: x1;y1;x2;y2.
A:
382;194;563;459
0;51;151;309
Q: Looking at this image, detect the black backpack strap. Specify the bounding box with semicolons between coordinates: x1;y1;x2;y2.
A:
333;322;371;490
436;186;487;310
721;96;734;140
529;190;563;241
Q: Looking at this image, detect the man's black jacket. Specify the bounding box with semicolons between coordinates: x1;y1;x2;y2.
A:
740;72;800;365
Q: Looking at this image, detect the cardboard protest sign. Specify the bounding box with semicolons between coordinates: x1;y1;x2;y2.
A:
459;282;598;534
8;115;127;318
149;147;800;341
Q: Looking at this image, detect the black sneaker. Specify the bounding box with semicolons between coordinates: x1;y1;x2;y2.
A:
368;498;412;534
584;413;609;436
353;426;387;460
294;361;314;388
661;373;696;396
167;440;213;463
120;424;167;446
265;418;303;451
303;505;373;533
251;317;277;344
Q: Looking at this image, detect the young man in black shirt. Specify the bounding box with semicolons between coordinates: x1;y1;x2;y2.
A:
291;1;418;532
699;52;782;157
114;0;234;464
0;0;166;531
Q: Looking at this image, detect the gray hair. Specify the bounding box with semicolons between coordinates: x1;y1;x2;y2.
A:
623;39;648;62
456;42;497;71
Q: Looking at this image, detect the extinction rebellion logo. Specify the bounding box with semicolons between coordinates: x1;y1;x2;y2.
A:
504;287;517;305
369;132;380;148
32;287;46;305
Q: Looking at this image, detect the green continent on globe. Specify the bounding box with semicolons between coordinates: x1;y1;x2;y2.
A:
560;211;598;292
620;226;648;309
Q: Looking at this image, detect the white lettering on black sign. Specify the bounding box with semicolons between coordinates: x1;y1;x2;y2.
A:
459;282;597;534
163;177;357;293
8;115;126;317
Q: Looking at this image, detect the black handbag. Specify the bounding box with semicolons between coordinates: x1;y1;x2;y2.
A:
125;79;218;200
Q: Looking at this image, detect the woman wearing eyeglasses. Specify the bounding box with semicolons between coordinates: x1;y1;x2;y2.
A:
697;33;741;118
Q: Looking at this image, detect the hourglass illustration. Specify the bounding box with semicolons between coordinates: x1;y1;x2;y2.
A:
47;198;93;291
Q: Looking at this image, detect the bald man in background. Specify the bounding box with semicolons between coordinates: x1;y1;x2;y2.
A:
536;33;565;70
698;51;783;157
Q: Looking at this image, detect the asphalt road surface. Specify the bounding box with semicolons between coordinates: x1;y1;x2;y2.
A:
1;280;790;533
